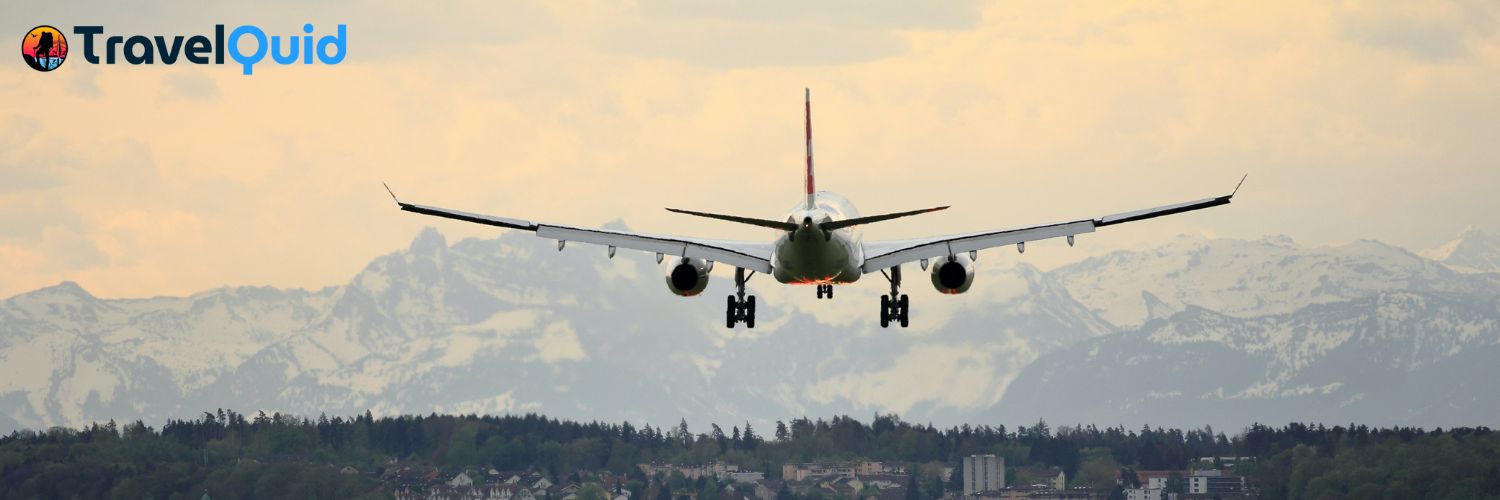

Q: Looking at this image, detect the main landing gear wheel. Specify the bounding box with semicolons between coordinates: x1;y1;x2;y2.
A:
897;294;909;327
745;296;756;328
726;267;757;328
878;266;911;328
726;295;738;328
880;295;891;328
816;284;834;299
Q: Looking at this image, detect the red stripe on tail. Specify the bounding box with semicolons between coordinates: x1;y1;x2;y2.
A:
804;88;815;209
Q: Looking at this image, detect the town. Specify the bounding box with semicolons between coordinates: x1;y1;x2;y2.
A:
382;457;1248;500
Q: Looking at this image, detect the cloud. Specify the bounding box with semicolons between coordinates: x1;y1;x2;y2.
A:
1338;2;1500;61
1;1;1499;300
36;227;109;271
0;196;85;244
66;71;103;98
0;116;67;194
160;70;220;101
576;1;987;68
637;0;984;30
0;116;41;153
593;20;907;68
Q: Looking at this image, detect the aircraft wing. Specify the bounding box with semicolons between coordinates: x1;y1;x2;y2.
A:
860;177;1245;273
386;186;774;273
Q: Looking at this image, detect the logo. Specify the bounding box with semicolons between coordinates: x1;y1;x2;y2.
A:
20;24;346;75
21;25;67;72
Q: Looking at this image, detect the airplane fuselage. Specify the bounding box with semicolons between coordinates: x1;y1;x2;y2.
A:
771;191;864;284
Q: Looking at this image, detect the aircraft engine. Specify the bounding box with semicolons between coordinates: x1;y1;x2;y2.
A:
930;253;975;294
664;257;712;296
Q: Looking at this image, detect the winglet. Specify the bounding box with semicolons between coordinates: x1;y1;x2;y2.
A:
382;182;402;205
1231;174;1247;197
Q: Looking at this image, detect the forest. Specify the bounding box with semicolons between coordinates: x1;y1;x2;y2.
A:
1;411;1497;499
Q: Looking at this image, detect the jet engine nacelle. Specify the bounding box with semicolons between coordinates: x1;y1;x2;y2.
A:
930;253;975;294
665;257;713;296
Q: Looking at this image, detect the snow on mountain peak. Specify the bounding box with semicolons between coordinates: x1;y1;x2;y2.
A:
1052;234;1491;329
1421;225;1500;274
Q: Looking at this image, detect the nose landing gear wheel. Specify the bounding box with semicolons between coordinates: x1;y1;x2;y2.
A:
816;284;834;299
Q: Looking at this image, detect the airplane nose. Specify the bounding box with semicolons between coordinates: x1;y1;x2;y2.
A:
802;216;813;227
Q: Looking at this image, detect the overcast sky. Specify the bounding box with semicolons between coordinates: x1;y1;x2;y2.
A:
2;1;1498;299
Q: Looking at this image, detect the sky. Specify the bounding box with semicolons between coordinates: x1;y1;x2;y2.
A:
2;1;1499;299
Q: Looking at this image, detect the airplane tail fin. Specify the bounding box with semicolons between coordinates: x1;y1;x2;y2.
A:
804;87;816;210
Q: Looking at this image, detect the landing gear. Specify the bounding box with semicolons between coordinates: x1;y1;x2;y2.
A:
726;268;757;328
815;284;834;299
879;266;910;328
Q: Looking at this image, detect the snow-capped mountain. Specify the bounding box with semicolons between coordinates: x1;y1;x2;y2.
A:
0;225;1108;433
4;226;1499;433
1051;234;1498;329
981;229;1500;429
1422;225;1500;274
988;291;1500;429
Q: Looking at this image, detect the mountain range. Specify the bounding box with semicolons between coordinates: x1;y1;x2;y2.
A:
2;224;1498;434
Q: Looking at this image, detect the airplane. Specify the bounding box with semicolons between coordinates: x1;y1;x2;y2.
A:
385;89;1244;328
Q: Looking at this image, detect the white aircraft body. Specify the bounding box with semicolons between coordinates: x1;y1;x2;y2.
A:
387;89;1243;328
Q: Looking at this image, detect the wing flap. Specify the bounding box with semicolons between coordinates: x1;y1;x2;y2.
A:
860;177;1243;272
862;220;1093;272
388;185;773;273
536;225;773;273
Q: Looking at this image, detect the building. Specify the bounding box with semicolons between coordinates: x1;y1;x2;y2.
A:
724;471;766;484
641;462;741;481
1012;466;1063;491
753;479;785;500
1124;469;1243;500
1187;470;1244;495
963;454;1005;496
1195;456;1253;468
783;462;847;481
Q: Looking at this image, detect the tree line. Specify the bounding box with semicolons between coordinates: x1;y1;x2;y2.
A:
0;411;1495;499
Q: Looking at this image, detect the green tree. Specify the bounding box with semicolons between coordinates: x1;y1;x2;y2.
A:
948;458;964;493
579;483;608;500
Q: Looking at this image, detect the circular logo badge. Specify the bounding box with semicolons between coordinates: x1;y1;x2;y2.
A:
22;25;67;72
